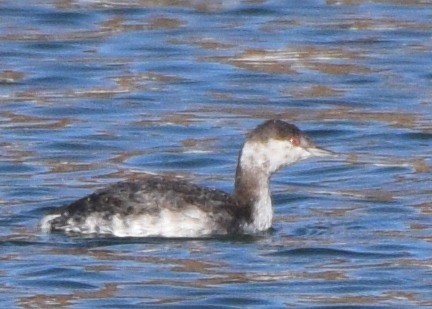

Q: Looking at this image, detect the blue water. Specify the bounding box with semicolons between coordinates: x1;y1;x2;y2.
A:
1;1;431;307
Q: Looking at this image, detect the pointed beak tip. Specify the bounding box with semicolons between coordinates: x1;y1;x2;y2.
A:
309;147;338;158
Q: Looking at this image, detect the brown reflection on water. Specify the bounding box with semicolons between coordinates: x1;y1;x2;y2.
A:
207;45;370;75
0;111;73;129
190;105;426;132
327;0;431;8
107;150;147;165
318;108;419;129
44;244;351;288
310;62;372;75
411;159;431;173
46;246;225;272
0;141;35;164
133;113;200;127
47;161;102;174
147;16;186;30
287;85;345;98
346;153;430;174
98;15;185;32
0;70;182;104
139;268;351;296
19;294;73;308
0;230;39;243
187;37;235;50
18;283;118;309
55;0;250;12
414;202;432;215
225;48;297;75
304;293;417;306
181;137;217;153
319;15;432;31
1;12;185;42
0;70;25;83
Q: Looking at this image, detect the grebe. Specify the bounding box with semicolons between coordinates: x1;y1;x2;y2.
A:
41;119;334;237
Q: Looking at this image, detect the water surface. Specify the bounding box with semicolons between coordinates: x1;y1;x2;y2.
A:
1;0;431;308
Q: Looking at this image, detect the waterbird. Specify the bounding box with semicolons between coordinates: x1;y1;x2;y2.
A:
41;119;334;237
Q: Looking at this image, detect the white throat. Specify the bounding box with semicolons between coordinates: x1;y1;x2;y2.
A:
249;182;272;232
235;166;273;233
235;139;313;232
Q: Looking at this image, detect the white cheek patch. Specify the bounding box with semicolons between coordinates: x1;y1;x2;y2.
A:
266;139;307;172
241;139;312;174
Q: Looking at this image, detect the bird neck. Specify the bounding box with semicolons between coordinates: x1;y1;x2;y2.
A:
234;144;273;232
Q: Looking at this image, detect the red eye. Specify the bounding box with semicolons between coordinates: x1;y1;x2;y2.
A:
290;135;301;146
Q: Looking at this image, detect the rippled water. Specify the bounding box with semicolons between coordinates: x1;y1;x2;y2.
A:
1;0;431;307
